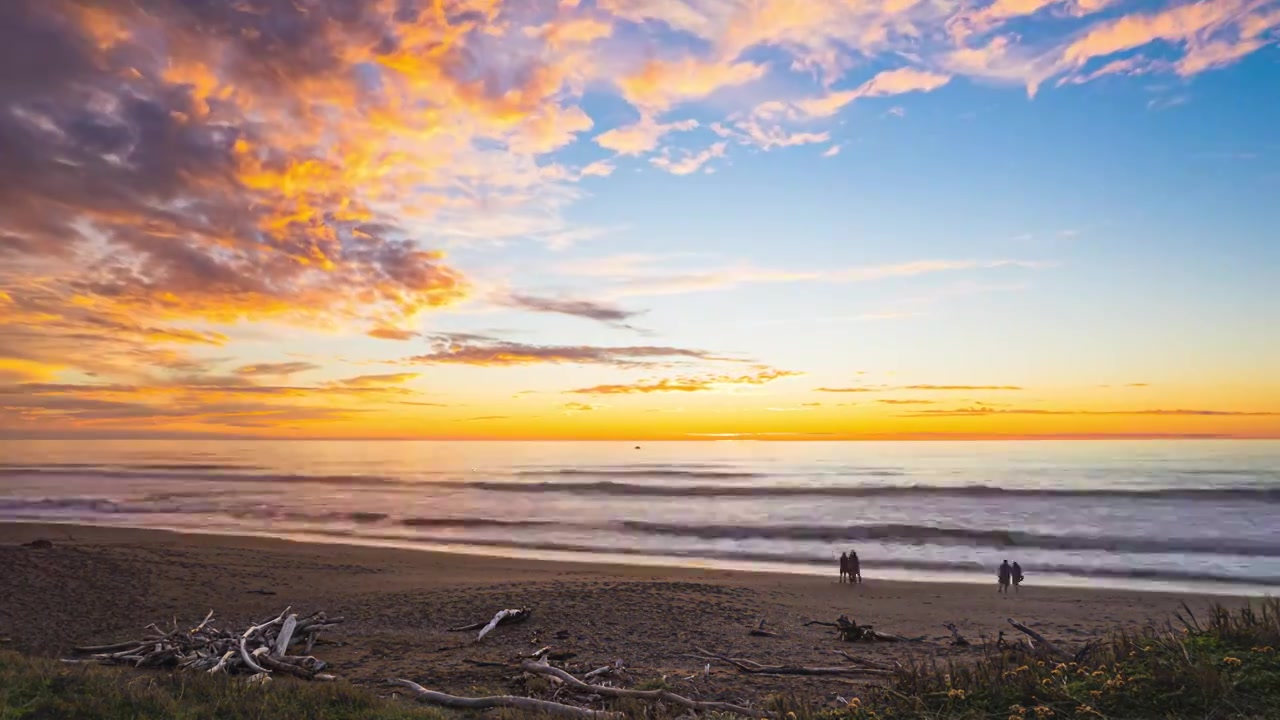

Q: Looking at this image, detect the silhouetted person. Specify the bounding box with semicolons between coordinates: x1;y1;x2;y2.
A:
839;552;848;583
998;559;1012;594
1012;561;1024;593
849;550;862;584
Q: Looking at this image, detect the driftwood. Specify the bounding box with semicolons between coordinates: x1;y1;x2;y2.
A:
450;607;532;640
808;615;905;642
944;622;971;647
748;618;780;638
390;678;621;720
521;661;775;718
67;608;342;680
1007;618;1066;659
692;648;891;677
833;649;896;671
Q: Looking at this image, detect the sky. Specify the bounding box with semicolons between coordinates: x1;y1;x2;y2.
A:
1;0;1278;441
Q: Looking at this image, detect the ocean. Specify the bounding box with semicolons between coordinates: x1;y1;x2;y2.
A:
2;439;1277;595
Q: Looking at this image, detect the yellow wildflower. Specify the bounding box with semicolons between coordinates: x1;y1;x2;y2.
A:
1223;656;1242;666
1252;646;1275;654
947;688;967;700
1033;706;1054;718
1008;705;1027;717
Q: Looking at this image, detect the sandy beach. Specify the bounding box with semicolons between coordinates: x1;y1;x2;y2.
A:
0;522;1248;706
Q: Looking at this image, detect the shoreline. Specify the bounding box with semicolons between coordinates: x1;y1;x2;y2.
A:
0;522;1256;702
2;519;1271;598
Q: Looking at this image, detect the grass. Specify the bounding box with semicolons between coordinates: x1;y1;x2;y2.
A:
0;651;444;720
837;599;1280;719
4;601;1278;719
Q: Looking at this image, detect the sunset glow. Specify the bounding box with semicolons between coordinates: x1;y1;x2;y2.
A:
1;0;1277;440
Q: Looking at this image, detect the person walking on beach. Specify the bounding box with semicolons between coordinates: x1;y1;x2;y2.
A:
849;550;862;584
1012;561;1024;593
839;552;848;583
998;559;1012;594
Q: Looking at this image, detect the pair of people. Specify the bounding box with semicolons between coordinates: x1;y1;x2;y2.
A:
998;559;1025;594
839;550;861;584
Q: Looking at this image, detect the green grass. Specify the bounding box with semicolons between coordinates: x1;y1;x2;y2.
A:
836;599;1280;720
0;652;444;720
5;600;1279;719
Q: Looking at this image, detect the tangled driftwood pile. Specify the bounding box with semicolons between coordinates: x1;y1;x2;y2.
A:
804;614;907;642
66;607;343;681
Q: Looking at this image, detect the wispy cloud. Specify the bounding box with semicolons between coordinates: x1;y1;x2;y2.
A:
235;362;321;377
366;328;421;341
503;293;643;327
567;368;801;394
334;373;421;387
650;142;728;175
408;335;724;367
558;257;1050;298
819;383;1022;393
905;406;1280;417
878;399;936;405
901;384;1024;391
563;402;599;412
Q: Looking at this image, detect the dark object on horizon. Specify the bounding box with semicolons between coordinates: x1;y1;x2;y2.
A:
1012;561;1025;592
998;559;1013;594
22;538;53;549
246;588;278;595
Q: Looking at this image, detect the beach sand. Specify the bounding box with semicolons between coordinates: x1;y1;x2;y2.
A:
0;523;1243;706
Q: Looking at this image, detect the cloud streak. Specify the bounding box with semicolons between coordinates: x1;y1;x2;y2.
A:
503;293;643;326
905;406;1280;417
567;368;801;394
408;335;723;367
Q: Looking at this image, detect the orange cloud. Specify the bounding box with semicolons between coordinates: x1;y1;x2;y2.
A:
235;362;321;377
367;328;421;341
334;373;421;387
901;384;1024;390
618;56;767;113
904;406;1280;417
568;368;801;394
878;399;936;404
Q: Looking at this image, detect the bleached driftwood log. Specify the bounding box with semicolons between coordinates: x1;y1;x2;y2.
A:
389;678;621;720
450;607;532;640
274;614;297;657
1007;618;1067;659
691;648;892;677
68;608;341;680
521;661;776;718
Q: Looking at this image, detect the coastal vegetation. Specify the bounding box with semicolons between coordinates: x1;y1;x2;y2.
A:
4;600;1277;719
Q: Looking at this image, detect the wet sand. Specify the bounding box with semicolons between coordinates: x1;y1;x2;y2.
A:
0;523;1244;706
